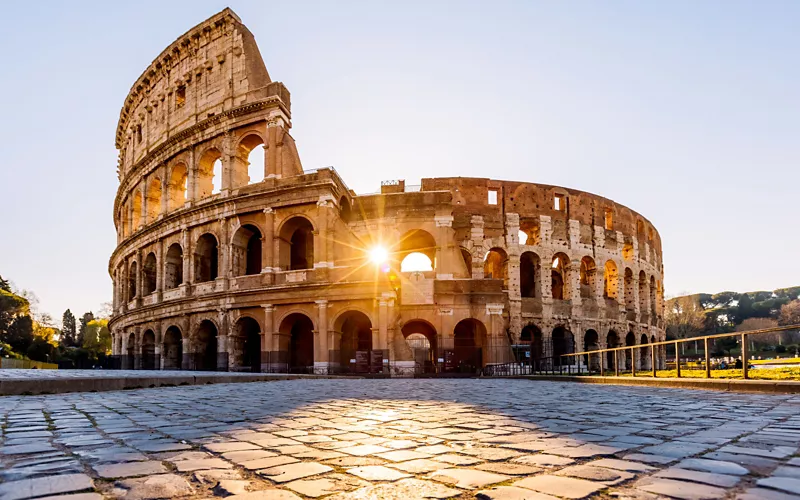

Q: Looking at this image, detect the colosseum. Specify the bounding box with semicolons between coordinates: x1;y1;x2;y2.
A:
108;8;665;376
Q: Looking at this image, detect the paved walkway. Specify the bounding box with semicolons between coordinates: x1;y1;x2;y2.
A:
0;379;799;499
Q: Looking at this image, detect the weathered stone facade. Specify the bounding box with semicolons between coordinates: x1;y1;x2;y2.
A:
108;9;665;375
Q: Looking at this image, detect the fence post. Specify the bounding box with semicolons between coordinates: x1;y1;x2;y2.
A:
675;341;681;378
614;350;619;377
704;337;710;379
599;350;604;376
631;347;636;377
651;344;657;377
742;333;749;380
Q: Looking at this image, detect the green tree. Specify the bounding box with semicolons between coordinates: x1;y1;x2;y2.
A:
4;315;34;354
61;309;77;347
83;319;111;355
77;311;94;347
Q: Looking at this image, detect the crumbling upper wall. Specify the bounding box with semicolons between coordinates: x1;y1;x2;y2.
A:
115;8;280;179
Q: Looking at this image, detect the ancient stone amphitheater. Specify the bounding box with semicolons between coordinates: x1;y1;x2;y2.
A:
109;9;665;376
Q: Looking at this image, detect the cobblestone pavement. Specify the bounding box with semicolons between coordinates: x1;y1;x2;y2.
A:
1;379;800;500
0;370;285;380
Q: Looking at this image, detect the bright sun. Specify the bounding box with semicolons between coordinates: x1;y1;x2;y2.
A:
369;246;389;265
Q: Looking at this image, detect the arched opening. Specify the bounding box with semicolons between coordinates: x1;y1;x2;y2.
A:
163;326;183;370
551;253;570;300
520;252;540;298
402;320;438;374
584;329;600;371
395;229;437;272
339;197;352;224
128;261;137;299
460;248;472;277
278;313;314;373
279;217;314;271
237;134;265;186
197;148;222;198
233;317;262;373
552;326;574;367
624;268;635;311
131;190;142;230
625;332;636;370
232;224;263;276
580;256;597;299
141;330;156;370
521;324;543;369
484;248;508;284
145;177;162;224
607;330;620;370
603;260;619;300
452;319;486;373
640;333;650;371
194;320;218;371
639;270;649;315
168;163;188;211
126;332;135;369
194;233;219;283
164;243;183;289
622;241;634;261
142;253;157;295
337;311;373;374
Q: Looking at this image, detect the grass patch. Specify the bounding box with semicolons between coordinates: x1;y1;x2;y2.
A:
617;367;800;380
750;357;800;365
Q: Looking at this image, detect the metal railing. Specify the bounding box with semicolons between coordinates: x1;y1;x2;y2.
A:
551;324;800;380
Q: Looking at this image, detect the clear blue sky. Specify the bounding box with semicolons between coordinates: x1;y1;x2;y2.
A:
1;1;798;322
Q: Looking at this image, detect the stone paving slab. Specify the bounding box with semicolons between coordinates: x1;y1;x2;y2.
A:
1;379;800;499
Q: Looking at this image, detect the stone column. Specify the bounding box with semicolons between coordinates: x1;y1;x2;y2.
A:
315;196;333;281
182;335;193;371
134;250;143;307
262;304;274;372
315;300;329;374
434;214;455;279
120;333;128;370
182;227;192;295
160;171;169;215
217;308;229;372
133;329;142;370
378;294;390;351
470;215;484;279
186;149;196;204
155;238;163;302
217;217;229;291
262;208;275;285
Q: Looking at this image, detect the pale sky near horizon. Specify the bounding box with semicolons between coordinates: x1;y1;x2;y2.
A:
1;1;798;324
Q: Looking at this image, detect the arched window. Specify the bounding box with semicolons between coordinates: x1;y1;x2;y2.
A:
603;260;619;300
579;256;596;299
639;270;649;314
453;319;487;372
236;134;265;187
145;177;162;224
195;233;219;282
401;252;433;272
279;217;314;271
168;163;188;210
551;253;570;300
142;253;157;295
165;243;183;289
197;148;222;198
624;268;635;310
520;251;540;298
128;261;137;299
279;313;314;372
484;248;508;282
552;326;575;366
395;229;437;273
232;224;263;276
131;190;142;230
163;326;183;370
194;320;218;371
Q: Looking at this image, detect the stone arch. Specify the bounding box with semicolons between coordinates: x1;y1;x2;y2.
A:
232;224;263;276
145;177;162;224
278;216;314;271
606;329;620;370
164;243;183;289
235;133;265;187
142;252;157;295
126;332;136;369
163;325;183;370
396;229;437;272
520;251;540;298
168;162;188;210
128;260;138;299
552;326;575;366
521;323;543;365
624;268;635;311
195;233;219;282
638;270;649;315
580;256;597;299
193;319;219;371
335;311;373;373
584;329;600;371
625;331;636;370
141;330;156;370
402;319;438;372
640;333;650;371
233;316;262;372
603;260;619;300
197;147;222;198
452;318;487;373
484;247;508;283
551;253;570;300
278;312;314;373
